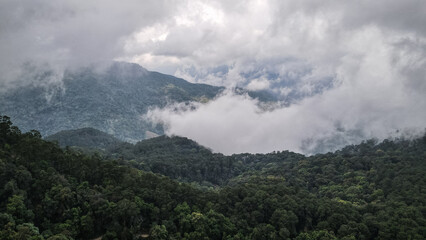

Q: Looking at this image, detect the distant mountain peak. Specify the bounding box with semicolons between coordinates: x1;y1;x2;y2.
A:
1;61;224;142
106;61;149;77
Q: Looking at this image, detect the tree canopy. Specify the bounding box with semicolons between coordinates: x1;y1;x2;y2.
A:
1;115;425;239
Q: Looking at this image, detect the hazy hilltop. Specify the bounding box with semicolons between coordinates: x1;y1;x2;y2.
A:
1;0;425;238
0;62;224;142
46;127;302;186
45;127;123;150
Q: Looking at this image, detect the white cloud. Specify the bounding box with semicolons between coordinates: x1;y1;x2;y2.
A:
0;0;174;87
246;78;271;91
147;25;426;154
1;0;426;154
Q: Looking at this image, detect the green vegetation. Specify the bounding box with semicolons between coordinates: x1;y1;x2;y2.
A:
0;62;224;142
1;115;425;239
0;62;279;144
107;136;304;187
45;128;123;149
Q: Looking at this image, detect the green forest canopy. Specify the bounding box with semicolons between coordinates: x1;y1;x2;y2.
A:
1;115;425;239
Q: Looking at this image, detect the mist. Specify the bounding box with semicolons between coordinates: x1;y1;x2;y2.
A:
1;0;426;154
146;26;426;154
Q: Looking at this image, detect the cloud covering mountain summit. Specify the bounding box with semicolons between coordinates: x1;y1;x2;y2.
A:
1;0;425;154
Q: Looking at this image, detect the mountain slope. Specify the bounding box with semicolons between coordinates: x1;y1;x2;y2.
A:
108;135;304;186
46;127;302;186
1;115;425;239
45;127;123;149
0;62;224;142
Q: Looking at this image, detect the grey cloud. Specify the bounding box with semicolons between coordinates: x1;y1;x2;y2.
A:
0;0;174;87
2;0;426;154
150;0;426;94
144;1;426;154
339;0;426;34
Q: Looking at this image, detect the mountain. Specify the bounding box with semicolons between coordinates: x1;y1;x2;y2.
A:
45;126;302;186
1;115;425;239
107;135;303;186
45;127;123;149
0;62;224;142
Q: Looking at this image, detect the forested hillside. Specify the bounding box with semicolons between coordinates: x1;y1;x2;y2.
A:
0;62;224;142
1;116;425;239
45;128;123;149
106;136;304;187
0;62;279;144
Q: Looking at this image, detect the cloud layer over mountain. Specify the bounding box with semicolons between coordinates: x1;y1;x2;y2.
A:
1;0;425;154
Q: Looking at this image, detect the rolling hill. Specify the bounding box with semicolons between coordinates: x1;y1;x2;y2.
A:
45;127;123;150
0;62;224;142
1;116;425;239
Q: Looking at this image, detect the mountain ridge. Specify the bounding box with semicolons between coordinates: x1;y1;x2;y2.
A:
44;127;123;149
1;115;425;239
0;61;224;142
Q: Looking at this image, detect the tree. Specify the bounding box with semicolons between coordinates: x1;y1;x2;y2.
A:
6;195;33;224
251;224;277;240
150;224;168;240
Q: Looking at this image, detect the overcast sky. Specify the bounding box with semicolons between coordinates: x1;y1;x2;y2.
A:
1;0;426;154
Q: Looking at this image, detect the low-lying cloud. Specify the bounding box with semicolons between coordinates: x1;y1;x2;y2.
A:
2;0;426;154
147;85;424;155
0;0;172;88
146;25;426;154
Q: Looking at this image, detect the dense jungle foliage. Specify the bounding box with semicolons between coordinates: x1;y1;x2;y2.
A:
1;115;425;239
45;128;123;150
